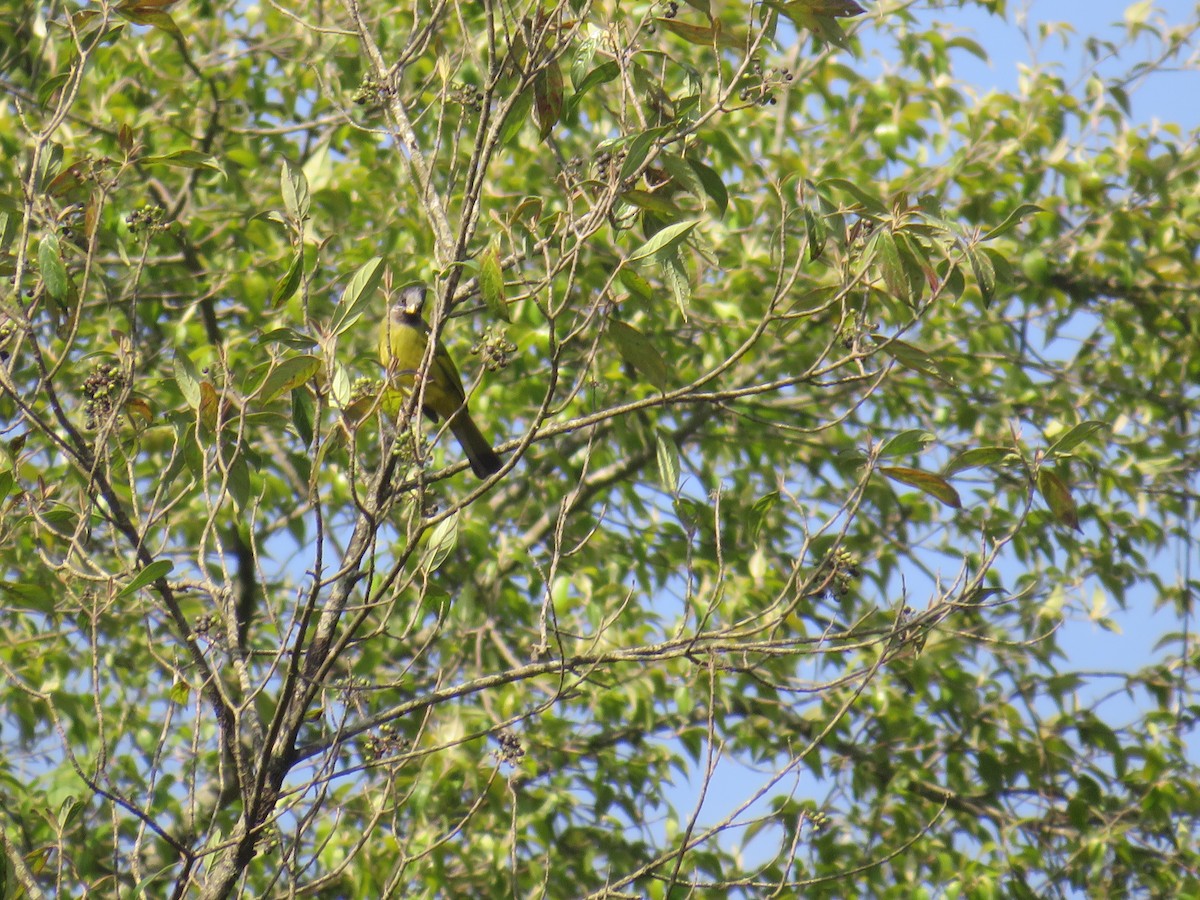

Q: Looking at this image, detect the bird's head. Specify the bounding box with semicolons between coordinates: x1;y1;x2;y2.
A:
398;284;427;318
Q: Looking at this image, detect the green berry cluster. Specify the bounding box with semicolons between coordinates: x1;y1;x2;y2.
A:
495;730;525;765
353;75;394;109
471;325;517;371
82;362;125;429
348;376;380;406
450;81;485;111
126;203;165;236
362;723;408;762
739;59;795;107
823;547;860;599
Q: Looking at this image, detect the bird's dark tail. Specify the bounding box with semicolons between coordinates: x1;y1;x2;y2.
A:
448;409;503;478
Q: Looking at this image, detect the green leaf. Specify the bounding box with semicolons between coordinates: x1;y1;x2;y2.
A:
873;335;955;384
271;252;304;308
571;60;619;98
786;0;864;15
965;245;996;307
2;582;57;614
817;178;888;215
258;328;318;350
37;71;73;109
879;466;962;509
569;37;597;89
1037;469;1082;532
946;35;989;62
879;430;935;458
330;363;352;408
533;60;564;141
628;220;698;263
658;153;705;201
750;491;779;538
422;512;460;573
658;248;691;319
688;159;728;217
38;233;69;300
609;320;669;391
141;150;225;175
228;453;251;511
618;127;669;184
871;229;910;305
115;6;183;39
619;267;654;302
174;350;201;409
331;257;385;336
894;231;930;304
479;243;510;322
655;431;679;494
291;387;314;446
118;559;174;599
256;355;321;404
804;206;827;260
1048;421;1108;455
621;189;684;217
280;159;310;222
981;204;1044;241
943;446;1012;476
656;17;745;49
302;136;334;192
499;90;534;146
792;10;853;49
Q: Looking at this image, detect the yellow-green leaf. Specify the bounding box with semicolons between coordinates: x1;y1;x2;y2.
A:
331;257;384;336
880;430;935;458
118;559;174;599
480;243;510;322
280;159;310;222
873;335;955;384
115;6;183;39
944;446;1012;476
271;252;303;308
656;17;745;49
879;466;962;509
1037;469;1082;532
422;511;460;573
655;431;680;494
1047;421;1108;455
38;234;69;300
174;350;201;409
609;320;668;391
622;189;684;217
619;267;654;302
257;355;321;404
872;229;911;305
628;220;697;263
141;150;224;175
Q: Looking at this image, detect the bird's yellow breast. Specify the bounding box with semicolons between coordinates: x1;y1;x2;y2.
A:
380;314;465;421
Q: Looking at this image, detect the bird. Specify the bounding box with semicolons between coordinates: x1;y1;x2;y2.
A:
378;284;503;478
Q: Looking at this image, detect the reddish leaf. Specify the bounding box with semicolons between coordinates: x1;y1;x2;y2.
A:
533;61;564;141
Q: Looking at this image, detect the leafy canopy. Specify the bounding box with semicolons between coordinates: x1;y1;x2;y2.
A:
1;0;1198;896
